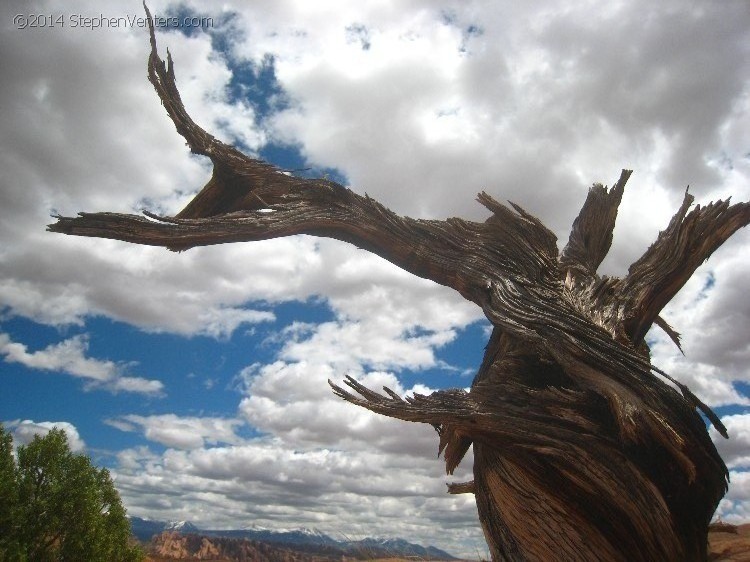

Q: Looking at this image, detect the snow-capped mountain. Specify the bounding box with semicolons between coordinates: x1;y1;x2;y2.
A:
128;517;458;559
207;526;341;547
164;520;200;533
352;536;459;559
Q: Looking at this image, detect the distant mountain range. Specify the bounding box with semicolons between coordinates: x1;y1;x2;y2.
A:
129;517;459;560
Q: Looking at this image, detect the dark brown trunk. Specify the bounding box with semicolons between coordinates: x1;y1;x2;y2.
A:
47;7;750;560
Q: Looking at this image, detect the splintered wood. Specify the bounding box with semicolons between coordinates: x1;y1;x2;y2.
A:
48;7;750;561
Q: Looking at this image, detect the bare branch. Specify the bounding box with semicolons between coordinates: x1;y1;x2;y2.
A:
560;169;632;280
44;7;749;559
654;314;684;354
447;481;475;494
623;191;750;345
48;10;735;445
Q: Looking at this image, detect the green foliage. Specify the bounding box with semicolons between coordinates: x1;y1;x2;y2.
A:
0;424;143;562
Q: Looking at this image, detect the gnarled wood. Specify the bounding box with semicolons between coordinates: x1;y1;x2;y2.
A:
47;7;750;561
560;169;630;279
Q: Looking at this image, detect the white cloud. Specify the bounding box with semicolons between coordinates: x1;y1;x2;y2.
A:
105;296;482;553
0;0;287;337
711;414;750;470
277;319;455;372
3;0;744;343
113;439;482;556
232;274;477;456
650;257;750;407
715;471;750;525
1;0;749;555
111;376;167;395
107;414;247;450
4;419;86;452
237;361;443;457
0;332;164;395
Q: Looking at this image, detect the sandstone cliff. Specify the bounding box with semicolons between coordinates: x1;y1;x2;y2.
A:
146;532;338;562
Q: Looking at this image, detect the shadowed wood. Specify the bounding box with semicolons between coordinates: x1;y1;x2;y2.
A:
47;6;750;561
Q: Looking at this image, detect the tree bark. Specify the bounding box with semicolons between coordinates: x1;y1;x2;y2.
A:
47;7;750;561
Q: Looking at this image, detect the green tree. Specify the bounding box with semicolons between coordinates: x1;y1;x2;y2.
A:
0;424;143;562
0;425;23;560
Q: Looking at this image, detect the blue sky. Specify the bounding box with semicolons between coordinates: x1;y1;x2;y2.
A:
1;302;489;458
1;1;750;557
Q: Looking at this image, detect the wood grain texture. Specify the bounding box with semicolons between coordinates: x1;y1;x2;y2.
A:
47;7;750;561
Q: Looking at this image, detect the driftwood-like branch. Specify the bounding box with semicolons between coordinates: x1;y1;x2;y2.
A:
330;373;724;560
622;192;750;344
560;169;630;279
47;7;750;561
48;25;736;442
446;480;475;495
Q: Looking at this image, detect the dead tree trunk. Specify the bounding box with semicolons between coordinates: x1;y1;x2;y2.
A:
48;8;750;561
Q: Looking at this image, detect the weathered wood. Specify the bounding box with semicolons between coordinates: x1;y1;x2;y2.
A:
47;7;750;561
560;169;630;279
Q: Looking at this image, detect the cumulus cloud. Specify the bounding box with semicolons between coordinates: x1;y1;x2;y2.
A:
1;0;749;556
650;257;750;407
223;0;750;229
711;414;750;470
4;419;86;452
113;439;481;555
276;320;454;372
0;0;287;337
716;471;750;525
233;276;478;456
106;289;482;552
237;361;442;457
106;414;247;450
0;332;164;395
3;0;744;347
